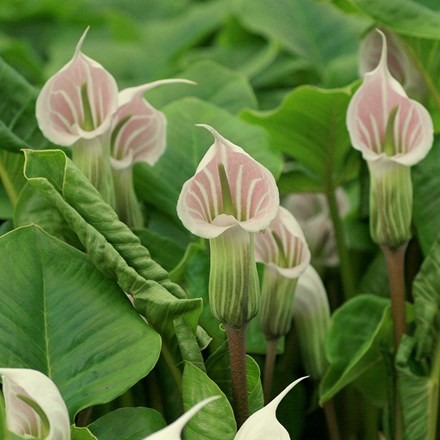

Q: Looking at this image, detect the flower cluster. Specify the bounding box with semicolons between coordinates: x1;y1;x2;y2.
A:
36;29;192;226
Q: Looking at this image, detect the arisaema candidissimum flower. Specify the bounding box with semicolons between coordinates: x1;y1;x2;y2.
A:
177;125;279;328
347;29;433;248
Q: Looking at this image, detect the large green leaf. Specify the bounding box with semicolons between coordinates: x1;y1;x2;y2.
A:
0;225;161;419
353;0;440;38
412;229;440;360
320;295;392;404
22;149;202;335
396;336;440;440
0;57;47;151
182;362;236;440
88;407;166;440
232;0;368;78
145;60;257;114
134;97;283;219
242;84;360;192
45;0;230;88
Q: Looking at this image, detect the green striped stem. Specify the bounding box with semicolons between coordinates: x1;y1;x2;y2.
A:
368;160;412;249
208;227;260;329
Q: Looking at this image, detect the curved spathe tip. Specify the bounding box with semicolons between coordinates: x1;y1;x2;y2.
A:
142;396;220;439
235;376;309;439
74;27;90;58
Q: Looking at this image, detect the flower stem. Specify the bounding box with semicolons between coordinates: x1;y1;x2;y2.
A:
382;243;407;440
323;399;341;440
226;324;248;428
381;244;407;350
263;338;278;404
326;190;355;300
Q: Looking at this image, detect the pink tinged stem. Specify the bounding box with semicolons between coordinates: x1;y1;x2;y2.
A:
226;324;249;428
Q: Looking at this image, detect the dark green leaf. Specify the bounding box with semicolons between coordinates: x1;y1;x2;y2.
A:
412;229;440;360
182;362;236;440
412;138;440;255
133;227;186;272
0;57;47;151
353;0;440;38
88;407;166;440
242;84;360;192
320;294;392;404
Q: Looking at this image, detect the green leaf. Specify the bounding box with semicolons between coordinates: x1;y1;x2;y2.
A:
353;0;440;38
174;318;207;373
0;150;26;212
182;362;236;440
15;182;83;248
412;139;440;255
396;336;440;440
0;57;48;152
0;391;6;440
412;228;440;361
145;60;257;114
0;183;12;220
320;294;392;404
232;0;368;76
205;343;264;416
242;84;360;192
22;149;202;335
134;97;283;219
46;0;230;88
133;227;186;272
88;407;166;440
0;225;161;419
71;426;98;440
245;355;264;416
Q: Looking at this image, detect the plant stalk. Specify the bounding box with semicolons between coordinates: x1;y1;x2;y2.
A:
382;243;407;440
263;338;278;404
226;324;248;428
323;398;341;440
381;244;407;350
326;189;355;300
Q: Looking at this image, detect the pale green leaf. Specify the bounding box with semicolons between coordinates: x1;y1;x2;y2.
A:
0;225;161;419
71;426;97;440
22;149;202;335
145;60;257;114
233;0;368;75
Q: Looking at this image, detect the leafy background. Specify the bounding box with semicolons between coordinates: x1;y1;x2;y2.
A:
1;0;440;439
